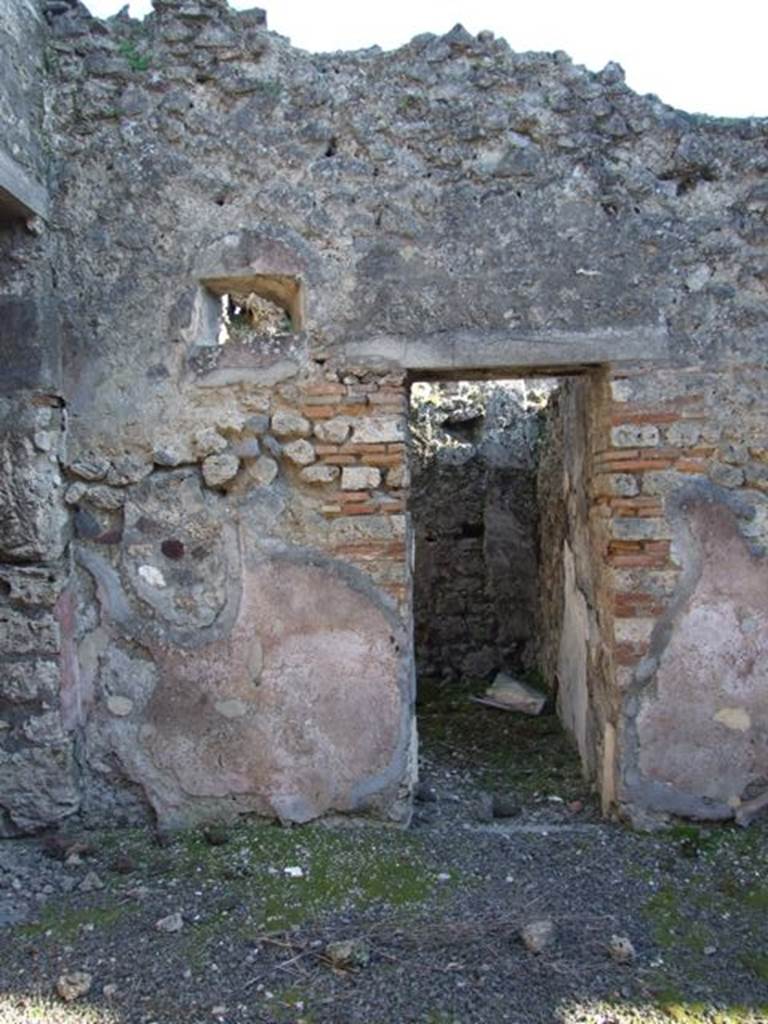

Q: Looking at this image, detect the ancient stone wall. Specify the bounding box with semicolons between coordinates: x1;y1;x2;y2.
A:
601;366;768;824
1;0;768;831
536;373;615;792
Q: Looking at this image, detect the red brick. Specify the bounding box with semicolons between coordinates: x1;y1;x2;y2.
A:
301;405;338;419
361;453;403;467
303;382;346;396
319;454;357;465
610;409;681;426
614;592;665;617
676;458;708;474
330;503;379;517
336;401;369;415
339;443;388;454
608;553;669;568
604;458;674;472
336;491;370;503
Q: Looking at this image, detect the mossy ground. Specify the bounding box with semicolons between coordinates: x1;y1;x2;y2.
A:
417;678;589;803
635;823;768;1021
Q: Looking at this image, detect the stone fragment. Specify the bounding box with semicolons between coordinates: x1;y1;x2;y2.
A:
138;565;166;588
203;826;229;847
56;971;93;1002
262;435;283;458
350;417;404;445
109;853;136;874
251;455;279;486
414;781;438;803
314;417;351;444
709;463;744;489
492;794;521;818
271;410;311;438
283;439;316;467
106;695;134;717
64;482;87;505
243;414;270;436
153;444;190;467
69;454;110;481
325;938;370;968
233;437;260;458
155;911;184;933
202;453;240;488
610;424;659;448
473;792;494;822
300;464;340;485
341;466;381;491
521;919;555;954
84;485;125;511
608;935;636;963
477;673;547;716
106;455;153;487
79;870;104;892
193;428;228;459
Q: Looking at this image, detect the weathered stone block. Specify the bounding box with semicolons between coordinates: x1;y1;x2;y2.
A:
193;428;228;458
610;424;660;449
68;453;110;481
1;659;59;704
350;417;405;445
250;455;279;486
283;439;316;466
341;466;381;490
0;608;60;655
83;485;125;511
300;464;340;485
0;743;80;832
0;565;67;607
202;452;240;487
0;426;68;564
314;417;351;444
271;409;311;438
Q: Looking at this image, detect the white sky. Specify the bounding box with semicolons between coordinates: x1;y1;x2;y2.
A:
83;0;767;118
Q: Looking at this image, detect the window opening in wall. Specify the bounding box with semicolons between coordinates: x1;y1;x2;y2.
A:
409;374;597;824
197;273;304;347
217;290;293;345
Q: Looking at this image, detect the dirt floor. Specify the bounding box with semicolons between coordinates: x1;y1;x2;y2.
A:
1;697;767;1024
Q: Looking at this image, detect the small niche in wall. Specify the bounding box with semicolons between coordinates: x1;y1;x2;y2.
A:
197;274;304;347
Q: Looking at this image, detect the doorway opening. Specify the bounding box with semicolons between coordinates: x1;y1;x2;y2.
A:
409;372;605;823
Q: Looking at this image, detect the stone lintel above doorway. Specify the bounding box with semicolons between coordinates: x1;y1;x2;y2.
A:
342;324;669;378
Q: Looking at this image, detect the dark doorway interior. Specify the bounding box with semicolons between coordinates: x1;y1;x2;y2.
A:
409;377;593;818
